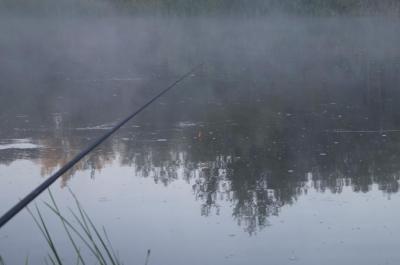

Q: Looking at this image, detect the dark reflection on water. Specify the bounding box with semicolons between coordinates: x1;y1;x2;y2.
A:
2;54;400;234
1;17;400;243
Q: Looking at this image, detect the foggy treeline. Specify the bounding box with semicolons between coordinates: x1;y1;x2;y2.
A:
1;0;400;16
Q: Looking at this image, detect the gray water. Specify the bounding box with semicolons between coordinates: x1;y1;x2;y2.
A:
1;16;400;264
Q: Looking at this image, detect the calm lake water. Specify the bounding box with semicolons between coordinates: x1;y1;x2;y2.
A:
1;16;400;264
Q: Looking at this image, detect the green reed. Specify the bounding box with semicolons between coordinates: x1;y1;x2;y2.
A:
24;189;126;265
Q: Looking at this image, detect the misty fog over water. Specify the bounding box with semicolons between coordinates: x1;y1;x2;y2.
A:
1;10;400;265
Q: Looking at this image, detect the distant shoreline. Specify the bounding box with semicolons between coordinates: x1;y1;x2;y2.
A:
1;0;399;17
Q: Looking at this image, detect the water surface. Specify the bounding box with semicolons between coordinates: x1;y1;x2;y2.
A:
1;16;400;264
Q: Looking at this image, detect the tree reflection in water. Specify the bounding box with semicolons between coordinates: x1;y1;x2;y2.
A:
2;61;400;234
1;18;400;234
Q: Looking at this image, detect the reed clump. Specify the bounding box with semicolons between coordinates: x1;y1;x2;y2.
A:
26;189;124;265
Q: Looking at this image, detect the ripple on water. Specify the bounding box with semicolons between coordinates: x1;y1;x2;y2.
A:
0;139;41;150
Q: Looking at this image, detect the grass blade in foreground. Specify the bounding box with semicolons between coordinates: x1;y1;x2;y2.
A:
25;189;126;265
48;190;85;265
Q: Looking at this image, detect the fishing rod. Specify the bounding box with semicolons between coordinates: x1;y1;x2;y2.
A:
0;64;203;229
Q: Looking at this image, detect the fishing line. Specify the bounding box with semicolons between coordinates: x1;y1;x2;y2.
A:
0;63;203;229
